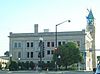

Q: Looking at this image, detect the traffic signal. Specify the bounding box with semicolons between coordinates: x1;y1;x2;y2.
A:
38;52;41;58
38;42;45;58
42;42;45;57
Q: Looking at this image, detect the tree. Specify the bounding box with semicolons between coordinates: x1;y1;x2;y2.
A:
97;56;100;63
25;61;30;70
4;51;9;57
53;42;82;69
9;61;18;71
18;61;22;70
21;62;26;70
41;62;55;70
30;61;35;70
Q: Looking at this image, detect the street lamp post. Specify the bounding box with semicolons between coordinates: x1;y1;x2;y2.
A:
9;54;12;70
55;20;70;71
58;55;61;70
39;37;43;70
18;58;20;62
55;20;70;48
18;58;21;70
9;54;12;63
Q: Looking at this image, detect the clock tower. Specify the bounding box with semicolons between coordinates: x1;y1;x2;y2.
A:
86;9;96;69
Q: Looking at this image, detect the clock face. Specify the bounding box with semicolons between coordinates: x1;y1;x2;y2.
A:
88;19;93;25
90;29;93;32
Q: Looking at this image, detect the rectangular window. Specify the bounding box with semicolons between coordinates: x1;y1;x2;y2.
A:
77;41;80;46
47;50;50;55
51;50;54;54
31;52;33;58
27;52;29;58
58;42;61;46
62;41;65;45
18;43;21;48
51;42;54;47
31;42;33;47
47;61;50;63
14;43;17;48
27;42;29;47
18;52;21;58
42;61;44;63
47;42;50;47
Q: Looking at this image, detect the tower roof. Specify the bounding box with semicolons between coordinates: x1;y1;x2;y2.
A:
87;9;94;19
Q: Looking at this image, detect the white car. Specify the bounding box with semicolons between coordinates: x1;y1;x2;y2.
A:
95;64;100;74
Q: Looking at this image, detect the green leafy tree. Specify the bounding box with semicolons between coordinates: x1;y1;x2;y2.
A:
25;61;30;70
21;62;26;70
9;61;18;71
41;62;55;70
18;61;22;70
30;61;35;70
4;51;9;57
53;42;82;69
47;62;55;70
97;56;100;63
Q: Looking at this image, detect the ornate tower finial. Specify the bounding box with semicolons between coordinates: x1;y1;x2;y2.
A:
86;9;94;25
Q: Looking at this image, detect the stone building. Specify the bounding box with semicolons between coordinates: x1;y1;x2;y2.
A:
8;10;96;70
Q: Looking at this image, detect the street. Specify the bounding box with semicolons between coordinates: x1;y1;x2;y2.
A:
0;70;94;74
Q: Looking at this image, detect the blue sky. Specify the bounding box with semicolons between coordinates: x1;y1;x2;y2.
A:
0;0;100;56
